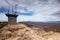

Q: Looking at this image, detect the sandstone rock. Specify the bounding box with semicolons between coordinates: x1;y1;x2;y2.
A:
0;24;60;40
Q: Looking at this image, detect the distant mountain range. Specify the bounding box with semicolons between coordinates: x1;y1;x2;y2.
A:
19;21;60;28
0;21;60;32
0;21;60;23
19;21;60;24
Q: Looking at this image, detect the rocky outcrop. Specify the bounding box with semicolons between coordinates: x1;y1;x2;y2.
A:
0;24;60;40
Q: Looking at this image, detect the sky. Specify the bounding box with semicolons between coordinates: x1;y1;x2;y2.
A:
0;0;60;22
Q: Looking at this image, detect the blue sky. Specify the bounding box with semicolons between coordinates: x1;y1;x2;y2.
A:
0;0;60;22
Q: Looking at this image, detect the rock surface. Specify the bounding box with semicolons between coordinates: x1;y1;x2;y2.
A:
0;24;60;40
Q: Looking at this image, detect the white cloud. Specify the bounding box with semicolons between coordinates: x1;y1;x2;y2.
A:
0;0;9;7
0;0;60;22
0;13;7;22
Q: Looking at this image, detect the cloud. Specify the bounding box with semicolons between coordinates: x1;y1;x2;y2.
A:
0;13;7;22
52;10;60;17
57;0;60;3
0;0;9;7
0;0;60;22
0;1;34;16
